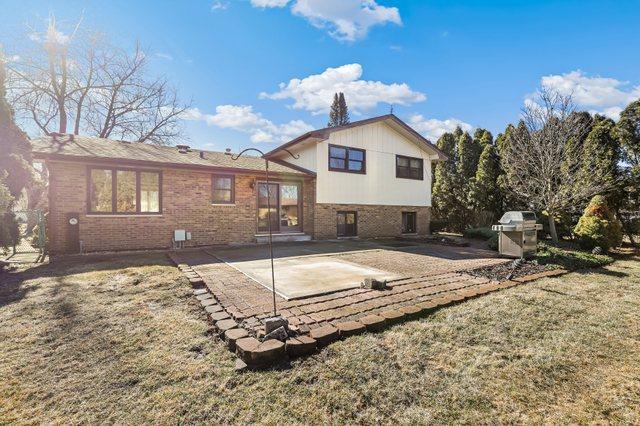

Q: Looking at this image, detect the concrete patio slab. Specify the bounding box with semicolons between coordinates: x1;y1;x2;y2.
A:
211;246;398;299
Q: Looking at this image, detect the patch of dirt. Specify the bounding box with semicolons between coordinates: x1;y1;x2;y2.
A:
468;260;556;281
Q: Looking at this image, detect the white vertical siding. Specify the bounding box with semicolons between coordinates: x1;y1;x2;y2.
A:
281;141;317;172
315;122;433;206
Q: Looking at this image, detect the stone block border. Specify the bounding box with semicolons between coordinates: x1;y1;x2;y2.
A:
167;252;567;370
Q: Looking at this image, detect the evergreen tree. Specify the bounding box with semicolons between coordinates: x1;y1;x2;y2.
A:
327;92;350;127
456;131;482;225
573;195;623;251
432;131;459;224
457;131;480;182
496;124;515;156
473;128;493;148
617;99;640;171
338;92;350;125
580;115;619;191
0;51;32;198
328;93;340;127
496;122;526;212
0;52;29;248
472;143;503;222
614;100;640;245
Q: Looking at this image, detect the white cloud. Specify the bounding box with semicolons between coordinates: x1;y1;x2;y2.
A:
28;23;70;46
154;52;173;61
408;114;473;142
260;63;426;115
211;1;229;10
182;105;314;143
251;0;290;7
537;70;640;120
251;0;401;41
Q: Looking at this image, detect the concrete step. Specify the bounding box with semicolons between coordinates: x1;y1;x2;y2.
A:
255;233;312;244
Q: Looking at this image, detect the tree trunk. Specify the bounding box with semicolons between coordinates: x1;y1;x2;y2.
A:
547;213;559;244
615;207;637;248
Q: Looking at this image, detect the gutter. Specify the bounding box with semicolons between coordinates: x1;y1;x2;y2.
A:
32;152;316;179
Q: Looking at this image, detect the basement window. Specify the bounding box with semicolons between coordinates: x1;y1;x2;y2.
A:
88;167;162;214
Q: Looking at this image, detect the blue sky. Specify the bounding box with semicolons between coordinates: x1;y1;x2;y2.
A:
2;0;640;152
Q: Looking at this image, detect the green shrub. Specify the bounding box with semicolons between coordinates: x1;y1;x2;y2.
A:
463;227;496;240
629;218;640;236
536;242;613;269
0;180;19;250
463;227;499;251
430;219;448;233
539;211;575;239
487;233;498;250
573;195;623;251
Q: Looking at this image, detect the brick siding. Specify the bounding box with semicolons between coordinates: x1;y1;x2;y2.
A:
313;203;430;240
47;161;312;254
46;161;429;254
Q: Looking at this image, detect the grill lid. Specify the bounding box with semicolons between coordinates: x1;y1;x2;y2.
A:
498;211;537;225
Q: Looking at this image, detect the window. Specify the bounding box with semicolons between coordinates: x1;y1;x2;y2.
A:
402;212;417;234
116;170;136;212
89;169;112;212
396;155;424;180
212;175;234;204
88;167;161;214
140;172;160;212
337;211;357;237
329;144;366;174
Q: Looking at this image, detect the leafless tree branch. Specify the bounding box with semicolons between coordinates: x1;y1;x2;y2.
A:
6;18;189;145
502;87;617;242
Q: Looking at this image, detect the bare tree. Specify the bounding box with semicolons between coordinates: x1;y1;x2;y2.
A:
7;17;188;144
502;87;615;243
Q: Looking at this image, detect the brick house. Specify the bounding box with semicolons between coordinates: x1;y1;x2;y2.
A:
31;114;447;255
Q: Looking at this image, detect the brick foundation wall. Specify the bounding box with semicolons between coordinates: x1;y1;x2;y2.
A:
313;203;430;240
47;161;312;254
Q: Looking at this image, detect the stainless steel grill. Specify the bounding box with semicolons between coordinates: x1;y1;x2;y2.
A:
492;211;543;258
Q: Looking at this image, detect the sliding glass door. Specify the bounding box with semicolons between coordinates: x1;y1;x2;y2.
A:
256;182;302;233
279;183;301;232
257;183;279;233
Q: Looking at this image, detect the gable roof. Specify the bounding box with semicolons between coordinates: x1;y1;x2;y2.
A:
31;134;310;177
264;114;449;161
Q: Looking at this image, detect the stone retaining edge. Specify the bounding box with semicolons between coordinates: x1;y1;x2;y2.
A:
166;252;571;370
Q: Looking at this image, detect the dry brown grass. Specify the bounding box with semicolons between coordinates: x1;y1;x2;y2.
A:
1;253;639;424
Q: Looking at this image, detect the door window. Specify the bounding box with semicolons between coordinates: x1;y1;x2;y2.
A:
402;212;417;234
337;211;357;237
280;184;300;230
257;183;279;233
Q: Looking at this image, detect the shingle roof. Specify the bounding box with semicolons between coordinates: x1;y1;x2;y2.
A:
31;134;308;176
264;114;449;161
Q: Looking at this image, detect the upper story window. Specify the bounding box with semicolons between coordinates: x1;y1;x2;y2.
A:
328;144;366;174
396;155;424;180
212;174;235;204
88;167;161;214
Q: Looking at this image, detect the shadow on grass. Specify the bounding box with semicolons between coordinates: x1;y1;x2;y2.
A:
581;267;628;278
0;251;172;308
185;239;501;268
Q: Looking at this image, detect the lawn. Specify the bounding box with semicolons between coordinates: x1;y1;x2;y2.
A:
1;252;639;424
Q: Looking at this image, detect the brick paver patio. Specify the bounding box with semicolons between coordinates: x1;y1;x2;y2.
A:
171;241;509;338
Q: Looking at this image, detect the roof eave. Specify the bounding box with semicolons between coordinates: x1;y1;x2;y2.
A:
264;113;450;161
33;152;314;178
